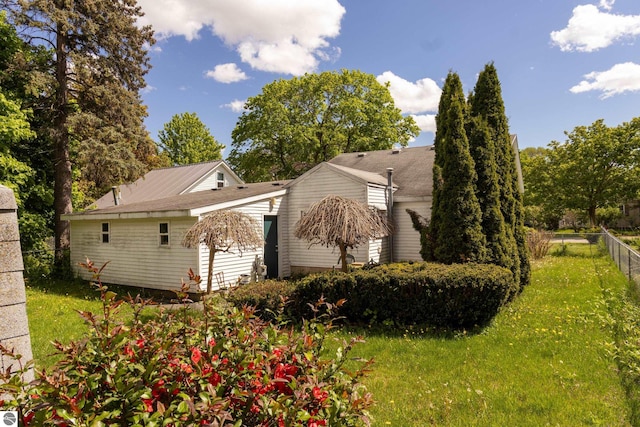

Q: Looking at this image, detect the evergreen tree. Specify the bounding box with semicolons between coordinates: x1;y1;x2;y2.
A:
469;63;529;287
2;0;157;262
429;72;486;264
424;72;456;260
466;115;513;270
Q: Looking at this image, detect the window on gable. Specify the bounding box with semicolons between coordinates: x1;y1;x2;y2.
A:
101;222;110;243
159;222;170;246
217;172;224;188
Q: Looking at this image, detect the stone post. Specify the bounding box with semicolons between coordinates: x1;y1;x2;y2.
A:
0;185;34;385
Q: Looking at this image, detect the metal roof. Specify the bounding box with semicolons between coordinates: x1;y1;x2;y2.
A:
69;181;290;219
92;161;228;209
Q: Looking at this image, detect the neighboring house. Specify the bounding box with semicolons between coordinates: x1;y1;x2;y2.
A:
92;160;243;209
64;139;522;293
616;201;640;229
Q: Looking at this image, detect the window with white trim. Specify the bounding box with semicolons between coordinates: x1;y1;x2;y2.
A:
159;222;170;246
101;222;110;243
217;172;224;188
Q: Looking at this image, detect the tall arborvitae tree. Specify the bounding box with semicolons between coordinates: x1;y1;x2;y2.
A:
429;72;486;264
2;0;156;263
423;72;456;260
466;115;513;271
469;63;529;288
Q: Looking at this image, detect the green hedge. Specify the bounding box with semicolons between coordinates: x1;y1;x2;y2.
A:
228;262;518;328
225;279;297;322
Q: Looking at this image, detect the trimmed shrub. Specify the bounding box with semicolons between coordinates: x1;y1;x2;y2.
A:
226;279;298;322
230;262;517;328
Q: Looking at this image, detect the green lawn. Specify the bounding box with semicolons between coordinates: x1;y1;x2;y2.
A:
25;277;135;366
25;244;634;425
340;244;632;426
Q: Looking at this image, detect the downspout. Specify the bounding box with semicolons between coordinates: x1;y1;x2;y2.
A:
387;168;394;263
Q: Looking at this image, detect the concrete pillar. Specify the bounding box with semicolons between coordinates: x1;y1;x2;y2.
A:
0;185;34;386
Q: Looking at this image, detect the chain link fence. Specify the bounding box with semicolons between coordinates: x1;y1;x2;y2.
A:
602;228;640;288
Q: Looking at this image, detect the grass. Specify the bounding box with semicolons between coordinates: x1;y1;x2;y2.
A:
337;244;632;426
24;244;634;425
24;277;143;366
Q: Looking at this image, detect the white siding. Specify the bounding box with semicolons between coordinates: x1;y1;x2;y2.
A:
393;200;431;262
288;168;370;269
189;166;242;192
368;239;383;264
197;195;289;290
367;184;390;264
367;184;388;209
69;217;199;292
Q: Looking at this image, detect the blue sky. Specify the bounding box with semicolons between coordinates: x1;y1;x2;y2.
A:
137;0;640;155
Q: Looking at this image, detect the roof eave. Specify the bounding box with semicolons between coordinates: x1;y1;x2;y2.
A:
62;210;192;221
190;189;287;216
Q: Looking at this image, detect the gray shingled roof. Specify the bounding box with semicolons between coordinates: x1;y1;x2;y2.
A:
329;146;434;198
92;161;226;209
71;181;290;218
324;163;391;187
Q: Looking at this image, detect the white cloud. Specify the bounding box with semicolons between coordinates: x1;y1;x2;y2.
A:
205;63;248;83
222;99;247;113
599;0;615;11
376;71;441;114
570;62;640;98
410;114;437;134
550;4;640;52
138;0;345;75
141;85;156;94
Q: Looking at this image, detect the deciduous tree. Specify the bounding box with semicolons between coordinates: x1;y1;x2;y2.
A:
229;69;420;182
520;147;565;229
0;11;54;253
294;195;391;272
528;118;640;227
158;112;224;165
182;210;264;293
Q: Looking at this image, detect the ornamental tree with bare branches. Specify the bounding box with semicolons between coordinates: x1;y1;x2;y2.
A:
294;195;391;272
182;210;264;293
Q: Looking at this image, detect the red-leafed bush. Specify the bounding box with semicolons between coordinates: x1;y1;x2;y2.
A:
0;260;373;426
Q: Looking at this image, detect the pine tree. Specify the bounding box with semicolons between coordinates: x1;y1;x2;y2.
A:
469;63;529;288
429;72;486;264
2;0;156;263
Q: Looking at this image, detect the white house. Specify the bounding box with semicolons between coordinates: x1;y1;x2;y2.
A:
64;142;521;294
64;179;290;293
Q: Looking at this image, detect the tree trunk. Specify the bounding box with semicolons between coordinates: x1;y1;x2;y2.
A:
206;248;216;294
588;205;597;227
339;242;348;273
53;19;72;264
